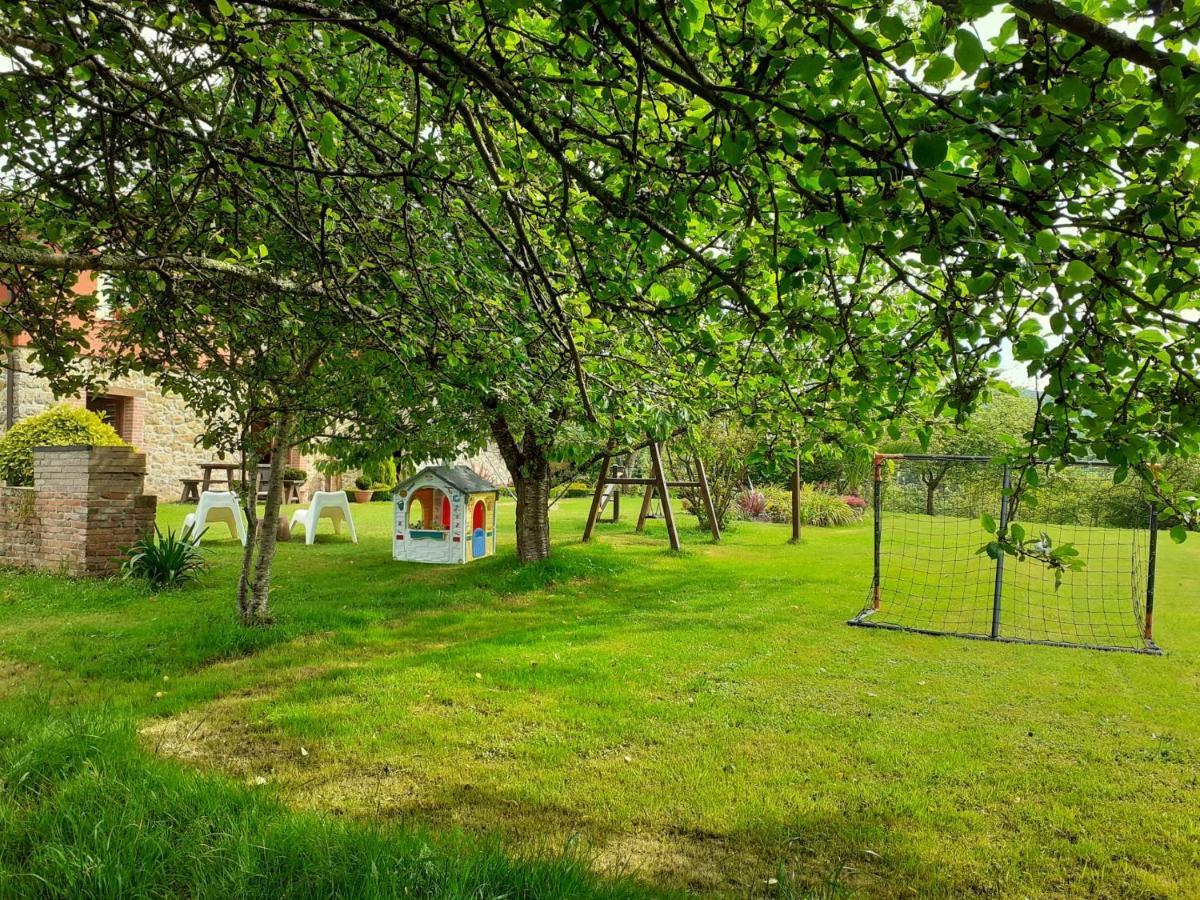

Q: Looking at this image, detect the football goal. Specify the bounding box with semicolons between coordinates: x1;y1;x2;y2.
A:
850;454;1162;654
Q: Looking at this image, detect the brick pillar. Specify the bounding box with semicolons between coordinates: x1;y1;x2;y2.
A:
31;445;157;576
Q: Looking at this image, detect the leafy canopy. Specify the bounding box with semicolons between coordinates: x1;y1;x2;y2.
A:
0;0;1196;526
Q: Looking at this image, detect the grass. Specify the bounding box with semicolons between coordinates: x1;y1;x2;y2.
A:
0;496;1198;897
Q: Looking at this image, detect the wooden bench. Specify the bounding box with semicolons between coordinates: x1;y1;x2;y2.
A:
178;478;201;503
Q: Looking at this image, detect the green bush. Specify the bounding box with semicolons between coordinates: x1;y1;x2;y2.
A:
559;481;594;497
361;457;397;490
0;404;126;486
758;485;792;523
282;466;307;483
800;488;866;526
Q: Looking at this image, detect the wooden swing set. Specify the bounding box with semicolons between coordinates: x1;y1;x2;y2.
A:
582;439;720;551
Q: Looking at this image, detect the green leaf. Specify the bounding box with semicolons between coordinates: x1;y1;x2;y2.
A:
1010;157;1031;187
981;512;997;533
215;0;235;16
1034;230;1059;253
953;28;985;74
925;55;955;83
678;0;707;39
787;54;825;83
912;133;948;169
317;110;339;160
1064;259;1093;282
1170;525;1188;544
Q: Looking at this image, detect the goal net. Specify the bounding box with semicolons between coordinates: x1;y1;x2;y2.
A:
850;454;1161;654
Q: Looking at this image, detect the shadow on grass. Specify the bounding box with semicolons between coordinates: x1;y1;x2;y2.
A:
0;695;665;900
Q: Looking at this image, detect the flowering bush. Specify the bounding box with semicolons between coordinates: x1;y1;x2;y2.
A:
736;485;866;526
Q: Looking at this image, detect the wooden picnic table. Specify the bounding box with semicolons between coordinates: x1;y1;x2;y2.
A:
198;461;238;492
195;461;302;502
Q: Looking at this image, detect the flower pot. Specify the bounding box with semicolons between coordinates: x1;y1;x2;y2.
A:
353;490;373;503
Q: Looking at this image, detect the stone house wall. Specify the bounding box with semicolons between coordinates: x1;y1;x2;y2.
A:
0;348;325;501
0;446;157;576
0;347;512;500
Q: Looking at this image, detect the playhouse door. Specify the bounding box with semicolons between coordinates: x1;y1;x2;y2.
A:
472;501;486;558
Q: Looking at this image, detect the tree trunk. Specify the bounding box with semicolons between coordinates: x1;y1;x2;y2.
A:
513;466;551;562
245;413;293;624
923;466;947;517
235;452;261;622
490;411;552;563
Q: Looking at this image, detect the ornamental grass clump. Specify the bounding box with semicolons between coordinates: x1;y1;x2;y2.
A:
737;486;865;526
121;526;208;589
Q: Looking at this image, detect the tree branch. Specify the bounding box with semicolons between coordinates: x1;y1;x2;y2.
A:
0;244;327;295
1005;0;1199;76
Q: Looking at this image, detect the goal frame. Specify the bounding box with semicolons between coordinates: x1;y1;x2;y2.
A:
849;453;1163;655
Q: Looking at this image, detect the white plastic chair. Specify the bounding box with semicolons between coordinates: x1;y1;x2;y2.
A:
182;491;247;546
289;490;358;545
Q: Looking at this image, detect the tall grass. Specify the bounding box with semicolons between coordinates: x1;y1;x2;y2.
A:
0;700;659;900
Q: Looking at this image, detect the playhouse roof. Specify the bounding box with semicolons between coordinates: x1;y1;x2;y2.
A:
397;465;499;496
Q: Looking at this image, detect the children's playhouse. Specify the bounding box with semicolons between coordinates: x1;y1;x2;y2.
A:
393;466;499;564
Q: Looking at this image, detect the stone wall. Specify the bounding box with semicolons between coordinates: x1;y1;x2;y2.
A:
448;446;512;487
0;446;157;576
0;349;326;501
0;348;230;500
1;347;510;499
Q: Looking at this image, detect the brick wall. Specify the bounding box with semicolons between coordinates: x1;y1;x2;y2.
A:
0;445;157;576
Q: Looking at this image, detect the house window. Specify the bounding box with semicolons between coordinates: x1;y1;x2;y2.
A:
86;393;133;442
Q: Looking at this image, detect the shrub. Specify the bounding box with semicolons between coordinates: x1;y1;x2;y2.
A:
121;526;207;589
0;404;126;486
760;485;793;523
736;489;767;519
354;475;371;491
283;466;307;483
361;457;397;490
740;485;865;527
800;489;864;526
674;419;759;532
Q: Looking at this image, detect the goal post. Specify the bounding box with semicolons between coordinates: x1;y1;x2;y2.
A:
851;453;1162;655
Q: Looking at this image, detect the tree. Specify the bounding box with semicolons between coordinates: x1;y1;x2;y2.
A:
886;393;1038;515
2;0;1197;571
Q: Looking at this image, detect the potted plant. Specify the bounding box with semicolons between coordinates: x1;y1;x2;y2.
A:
353;475;374;503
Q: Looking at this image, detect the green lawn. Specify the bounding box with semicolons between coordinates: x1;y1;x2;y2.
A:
1;497;1198;898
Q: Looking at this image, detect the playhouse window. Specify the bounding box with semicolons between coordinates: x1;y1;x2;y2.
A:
408;486;451;540
408;497;425;530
